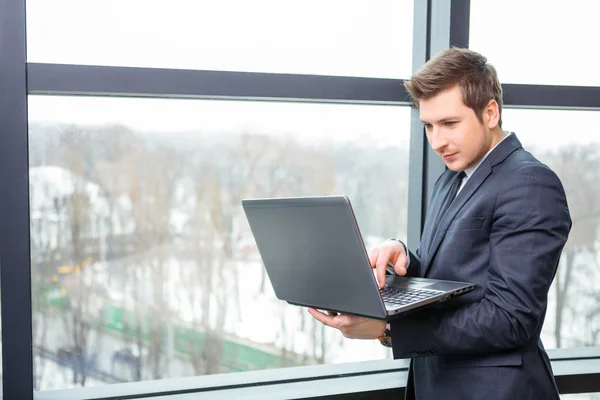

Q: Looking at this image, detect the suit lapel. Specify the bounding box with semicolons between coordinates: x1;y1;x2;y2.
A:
420;181;447;260
421;133;524;278
422;162;492;277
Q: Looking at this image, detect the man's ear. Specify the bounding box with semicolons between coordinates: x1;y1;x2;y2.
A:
484;99;500;129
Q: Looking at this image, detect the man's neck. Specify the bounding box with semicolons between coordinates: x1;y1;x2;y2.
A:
464;130;510;177
489;128;507;150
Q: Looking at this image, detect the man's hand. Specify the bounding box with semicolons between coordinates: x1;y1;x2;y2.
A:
307;308;386;339
368;240;409;288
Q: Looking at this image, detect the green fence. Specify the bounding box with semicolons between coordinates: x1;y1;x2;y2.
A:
101;304;303;372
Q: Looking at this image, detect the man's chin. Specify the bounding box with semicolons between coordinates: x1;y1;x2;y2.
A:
443;162;462;171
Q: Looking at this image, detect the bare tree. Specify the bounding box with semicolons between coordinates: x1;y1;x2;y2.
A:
30;179;59;389
126;147;182;379
58;148;98;386
183;166;232;374
113;257;145;382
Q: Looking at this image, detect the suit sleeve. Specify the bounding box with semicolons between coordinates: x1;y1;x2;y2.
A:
390;165;571;357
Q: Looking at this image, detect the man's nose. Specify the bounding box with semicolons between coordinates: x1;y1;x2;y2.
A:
429;128;449;153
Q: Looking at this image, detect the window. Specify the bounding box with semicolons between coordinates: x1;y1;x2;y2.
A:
28;96;410;389
503;108;600;349
469;0;600;86
26;0;413;79
561;394;600;400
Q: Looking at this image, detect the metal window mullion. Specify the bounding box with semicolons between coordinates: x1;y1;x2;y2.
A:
26;63;411;104
0;0;34;398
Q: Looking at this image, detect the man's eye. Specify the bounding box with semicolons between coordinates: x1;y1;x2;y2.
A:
424;124;432;130
444;121;457;127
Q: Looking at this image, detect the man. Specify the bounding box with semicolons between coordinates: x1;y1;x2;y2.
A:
308;48;571;399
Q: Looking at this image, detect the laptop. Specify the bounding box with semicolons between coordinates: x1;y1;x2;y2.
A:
241;195;474;321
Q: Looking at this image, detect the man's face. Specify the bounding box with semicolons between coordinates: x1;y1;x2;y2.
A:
419;86;499;171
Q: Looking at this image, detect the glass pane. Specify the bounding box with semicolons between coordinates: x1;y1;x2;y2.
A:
503;108;600;349
470;0;600;86
28;96;410;389
26;0;413;79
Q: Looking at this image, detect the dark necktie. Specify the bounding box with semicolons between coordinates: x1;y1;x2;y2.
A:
430;171;466;233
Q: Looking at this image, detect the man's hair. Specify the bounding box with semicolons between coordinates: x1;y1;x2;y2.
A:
404;47;503;128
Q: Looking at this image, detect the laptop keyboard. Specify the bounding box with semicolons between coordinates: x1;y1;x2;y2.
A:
380;287;440;306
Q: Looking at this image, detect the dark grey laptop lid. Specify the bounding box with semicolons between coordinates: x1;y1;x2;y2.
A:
242;196;387;320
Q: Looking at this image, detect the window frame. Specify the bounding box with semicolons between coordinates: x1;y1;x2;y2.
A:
1;0;600;398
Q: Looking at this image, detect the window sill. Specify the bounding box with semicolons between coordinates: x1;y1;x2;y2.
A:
32;349;600;400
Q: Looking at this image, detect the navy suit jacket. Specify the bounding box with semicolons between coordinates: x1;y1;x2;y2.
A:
390;134;571;400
